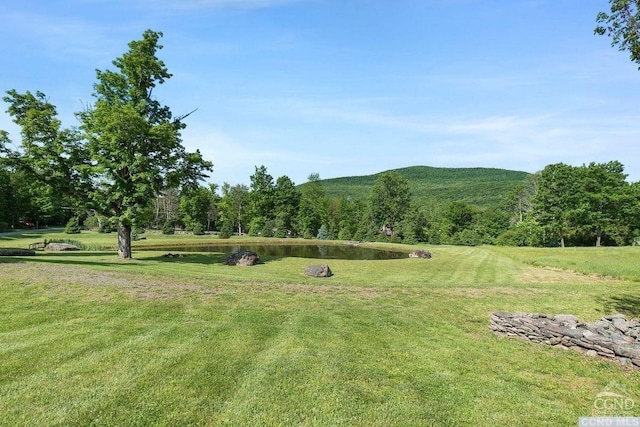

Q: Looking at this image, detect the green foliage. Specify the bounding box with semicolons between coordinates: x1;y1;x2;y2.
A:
273;175;300;236
218;220;233;239
496;220;546;247
316;224;329;240
0;167;15;228
161;220;175;235
79;30;212;258
2;89;92;212
369;171;412;236
533;162;637;247
99;219;116;234
260;219;274;238
65;217;81;234
248;216;265;237
180;186;216;232
313;166;530;209
191;221;205;235
596;0;640;68
249;165;275;220
218;183;250;236
296;173;328;238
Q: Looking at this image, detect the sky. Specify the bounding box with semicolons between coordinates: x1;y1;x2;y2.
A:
1;0;640;186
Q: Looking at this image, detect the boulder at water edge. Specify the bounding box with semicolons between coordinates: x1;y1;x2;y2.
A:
409;250;431;259
224;251;260;266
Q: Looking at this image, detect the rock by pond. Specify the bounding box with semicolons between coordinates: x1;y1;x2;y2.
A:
224;251;260;266
409;250;431;259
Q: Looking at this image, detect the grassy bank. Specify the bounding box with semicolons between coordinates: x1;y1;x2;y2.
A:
1;231;639;425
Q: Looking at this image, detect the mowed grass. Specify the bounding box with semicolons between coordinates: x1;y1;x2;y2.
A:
1;232;640;425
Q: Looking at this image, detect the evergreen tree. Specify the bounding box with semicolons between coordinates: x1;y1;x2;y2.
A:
296;173;328;238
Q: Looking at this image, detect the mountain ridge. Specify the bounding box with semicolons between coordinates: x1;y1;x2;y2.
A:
308;165;531;208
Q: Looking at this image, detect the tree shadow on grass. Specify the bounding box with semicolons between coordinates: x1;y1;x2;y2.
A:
15;251;127;268
597;294;640;317
0;256;28;264
9;250;284;268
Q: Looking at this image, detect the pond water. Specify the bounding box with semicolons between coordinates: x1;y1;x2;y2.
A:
150;244;407;261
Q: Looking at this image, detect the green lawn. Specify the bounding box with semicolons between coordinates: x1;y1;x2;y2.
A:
1;231;639;426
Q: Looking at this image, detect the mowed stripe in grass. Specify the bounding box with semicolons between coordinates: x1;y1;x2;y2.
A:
1;240;640;425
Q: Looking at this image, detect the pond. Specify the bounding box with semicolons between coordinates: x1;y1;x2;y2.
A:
147;243;408;261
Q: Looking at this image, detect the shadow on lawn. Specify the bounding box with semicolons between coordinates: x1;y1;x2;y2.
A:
0;256;27;264
598;294;640;317
13;250;284;267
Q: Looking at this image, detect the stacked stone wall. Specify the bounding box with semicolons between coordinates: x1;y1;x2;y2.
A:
490;312;640;369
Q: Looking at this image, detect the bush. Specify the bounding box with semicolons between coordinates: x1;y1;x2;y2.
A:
83;215;98;230
337;228;352;241
0;221;8;231
248;216;265;237
192;222;205;235
218;221;233;239
316;224;329;240
65;217;81;234
496;221;544;247
98;218;116;233
162;220;175;235
260;220;274;238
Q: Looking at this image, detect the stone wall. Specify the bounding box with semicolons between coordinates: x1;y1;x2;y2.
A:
490;312;640;369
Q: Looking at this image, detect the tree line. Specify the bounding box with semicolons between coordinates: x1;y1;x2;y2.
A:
3;143;640;248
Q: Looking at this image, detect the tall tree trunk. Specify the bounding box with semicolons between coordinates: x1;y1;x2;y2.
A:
596;235;602;247
117;223;132;259
560;236;565;248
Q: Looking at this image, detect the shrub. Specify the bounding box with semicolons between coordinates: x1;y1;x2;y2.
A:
316;224;329;240
98;218;116;233
248;216;265;237
260;220;274;238
218;221;233;239
65;217;81;234
162;220;175;235
192;222;205;235
496;221;544;247
337;228;352;241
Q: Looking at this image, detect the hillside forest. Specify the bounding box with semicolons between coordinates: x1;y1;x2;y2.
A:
1;30;640;250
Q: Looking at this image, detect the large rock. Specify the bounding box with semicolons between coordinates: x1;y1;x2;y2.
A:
224;251;260;266
409;250;431;259
304;264;333;278
44;243;80;251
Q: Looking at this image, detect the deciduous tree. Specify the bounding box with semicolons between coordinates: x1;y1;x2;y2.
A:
368;171;412;237
79;30;212;258
296;173;327;238
596;0;640;68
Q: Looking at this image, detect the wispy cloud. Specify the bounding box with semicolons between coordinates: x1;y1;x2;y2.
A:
224;96;640;180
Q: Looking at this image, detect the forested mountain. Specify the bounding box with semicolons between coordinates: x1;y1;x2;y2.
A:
306;166;530;209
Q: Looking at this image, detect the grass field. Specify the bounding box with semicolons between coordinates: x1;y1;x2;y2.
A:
1;231;639;426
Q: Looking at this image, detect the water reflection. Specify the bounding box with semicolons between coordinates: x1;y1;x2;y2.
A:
149;243;407;260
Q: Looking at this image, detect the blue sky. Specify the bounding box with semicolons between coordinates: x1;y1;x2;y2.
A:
1;0;640;185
